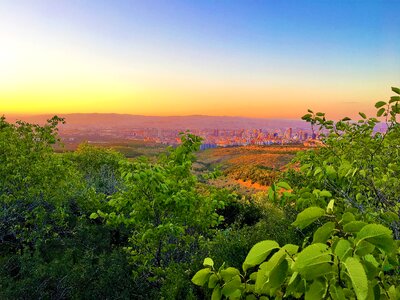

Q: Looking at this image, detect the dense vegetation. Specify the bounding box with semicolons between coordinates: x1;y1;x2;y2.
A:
1;88;399;299
193;87;400;299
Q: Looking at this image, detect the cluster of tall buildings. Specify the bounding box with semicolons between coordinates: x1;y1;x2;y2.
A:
59;126;318;148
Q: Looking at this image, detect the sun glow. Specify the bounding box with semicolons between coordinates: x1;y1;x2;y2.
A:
0;1;399;119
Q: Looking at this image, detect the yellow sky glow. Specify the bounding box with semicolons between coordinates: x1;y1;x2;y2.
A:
0;7;398;120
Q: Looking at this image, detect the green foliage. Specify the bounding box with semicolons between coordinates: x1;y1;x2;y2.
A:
278;87;400;238
194;88;400;299
0;116;140;298
91;132;227;297
193;201;399;299
67;142;124;195
205;203;300;271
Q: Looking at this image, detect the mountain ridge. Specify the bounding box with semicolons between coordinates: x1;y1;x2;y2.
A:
4;113;308;130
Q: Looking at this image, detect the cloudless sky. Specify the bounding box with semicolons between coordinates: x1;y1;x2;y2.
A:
1;0;399;119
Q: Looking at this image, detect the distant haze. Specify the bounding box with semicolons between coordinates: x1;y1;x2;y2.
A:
5;114;309;130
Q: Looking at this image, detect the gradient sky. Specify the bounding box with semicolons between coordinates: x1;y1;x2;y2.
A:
1;0;399;119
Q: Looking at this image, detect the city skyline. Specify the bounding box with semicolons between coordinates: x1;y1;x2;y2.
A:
1;1;399;119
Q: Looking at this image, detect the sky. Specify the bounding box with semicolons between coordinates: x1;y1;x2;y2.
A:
0;0;399;119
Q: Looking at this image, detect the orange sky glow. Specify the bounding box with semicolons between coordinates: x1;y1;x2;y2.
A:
1;1;399;120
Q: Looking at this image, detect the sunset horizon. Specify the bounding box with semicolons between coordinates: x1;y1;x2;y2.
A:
1;1;399;119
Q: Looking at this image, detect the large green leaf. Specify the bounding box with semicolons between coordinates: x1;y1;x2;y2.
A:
292;207;325;229
221;275;242;297
293;243;332;279
264;249;288;291
192;268;212;286
334;239;352;261
220;267;240;282
208;274;219;288
343;257;368;300
356;224;394;253
354;240;375;256
305;279;326;300
343;221;367;234
211;285;222;300
268;259;288;290
242;240;279;272
313;222;335;243
341;212;355;224
266;249;287;272
255;262;268;294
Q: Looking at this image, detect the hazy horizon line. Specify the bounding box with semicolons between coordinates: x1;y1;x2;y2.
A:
2;112;302;121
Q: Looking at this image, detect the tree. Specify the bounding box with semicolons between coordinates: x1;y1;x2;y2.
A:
91;132;226;298
193;87;400;299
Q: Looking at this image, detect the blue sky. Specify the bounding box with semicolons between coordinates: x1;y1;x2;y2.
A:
1;0;399;118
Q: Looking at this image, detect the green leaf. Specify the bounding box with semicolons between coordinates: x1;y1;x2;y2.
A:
326;199;334;213
208;274;219;288
276;181;291;190
388;285;398;300
359;112;367;119
281;244;299;256
302;113;312;120
375;101;386;108
343;257;368;300
341;117;351;121
314;167;322;176
89;212;98;219
389;96;400;103
266;248;287;270
392;86;400;95
377;107;385;117
293;243;332;279
211;284;222;300
354;240;375;256
255;262;268;294
334;239;352;261
203;257;214;268
242;240;279;272
192;268;212;286
363;256;379;280
313;222;335;243
320;190;332;198
221;275;241;297
343;221;367;234
356;224;394;253
292;207;325;229
305;279;326;300
220;267;240;282
341;212;355;224
330;284;346;300
269;259;289;289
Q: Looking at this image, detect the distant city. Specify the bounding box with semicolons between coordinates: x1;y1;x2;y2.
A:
58;126;319;149
7;112;388;149
6;113;325;149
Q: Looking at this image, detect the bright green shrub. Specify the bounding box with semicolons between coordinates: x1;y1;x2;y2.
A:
193;201;399;299
194;87;400;299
